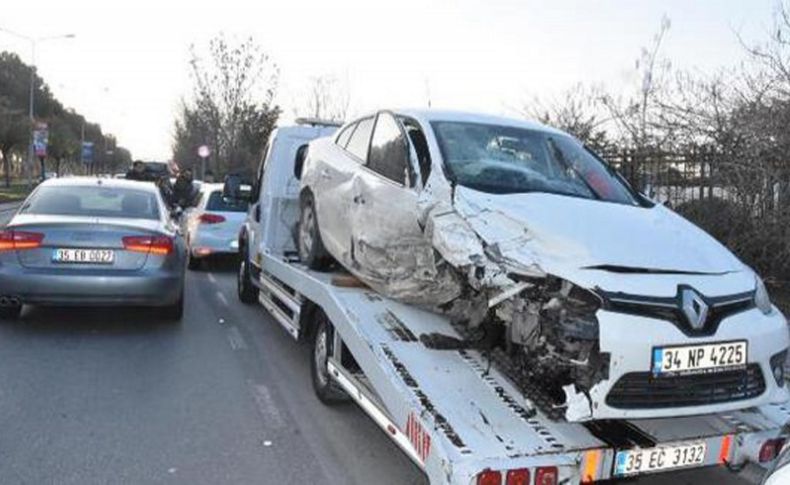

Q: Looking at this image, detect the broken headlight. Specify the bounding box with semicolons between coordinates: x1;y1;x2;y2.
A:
545;280;602;341
755;276;773;315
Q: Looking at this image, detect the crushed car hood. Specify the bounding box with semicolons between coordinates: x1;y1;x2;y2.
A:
453;187;744;277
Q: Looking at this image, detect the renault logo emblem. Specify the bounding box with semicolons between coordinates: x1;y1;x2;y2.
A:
681;288;709;330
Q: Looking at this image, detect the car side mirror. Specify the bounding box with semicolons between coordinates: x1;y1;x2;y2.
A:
294;144;309;180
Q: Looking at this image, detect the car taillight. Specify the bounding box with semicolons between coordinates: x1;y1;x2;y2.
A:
505;469;529;485
760;438;786;463
199;213;225;224
0;230;44;251
123;235;174;255
535;467;558;485
476;469;502;485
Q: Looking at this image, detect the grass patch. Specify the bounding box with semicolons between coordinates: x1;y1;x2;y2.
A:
0;183;32;203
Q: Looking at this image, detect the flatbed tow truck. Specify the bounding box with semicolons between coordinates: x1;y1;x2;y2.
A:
235;120;790;485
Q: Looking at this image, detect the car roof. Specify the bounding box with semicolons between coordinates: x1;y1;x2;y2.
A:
37;177;160;193
351;109;569;138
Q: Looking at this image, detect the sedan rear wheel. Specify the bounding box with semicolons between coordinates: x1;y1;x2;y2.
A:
0;304;22;320
298;193;332;270
162;292;184;322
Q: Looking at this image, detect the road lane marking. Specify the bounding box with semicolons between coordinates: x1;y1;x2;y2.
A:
227;326;248;350
207;272;217;284
216;291;228;306
248;380;286;429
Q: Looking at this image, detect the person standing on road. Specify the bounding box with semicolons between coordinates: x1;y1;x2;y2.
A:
173;168;197;208
126;161;148;181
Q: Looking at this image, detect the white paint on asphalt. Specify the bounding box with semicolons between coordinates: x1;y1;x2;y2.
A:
248;380;286;430
227;326;248;350
207;272;217;284
216;291;228;306
263;440;273;447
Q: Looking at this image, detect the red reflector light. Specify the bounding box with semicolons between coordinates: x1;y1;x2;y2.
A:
123;235;174;255
199;213;225;224
760;438;786;463
0;230;44;251
535;466;558;485
477;469;502;485
505;468;529;485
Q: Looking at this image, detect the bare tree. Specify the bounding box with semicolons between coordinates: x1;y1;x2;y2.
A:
293;74;350;122
521;83;611;150
174;34;280;176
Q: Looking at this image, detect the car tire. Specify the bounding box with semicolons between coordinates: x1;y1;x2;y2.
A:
299;193;332;270
0;304;22;320
311;313;349;405
162;293;184;322
187;254;202;271
238;249;257;304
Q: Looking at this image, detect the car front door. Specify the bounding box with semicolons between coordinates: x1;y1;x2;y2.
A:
348;112;453;301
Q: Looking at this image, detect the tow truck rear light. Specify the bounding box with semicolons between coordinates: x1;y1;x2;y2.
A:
476;469;501;485
199;213;225;224
535;466;558;485
505;468;529;485
0;230;44;251
760;438;786;463
123;235;174;255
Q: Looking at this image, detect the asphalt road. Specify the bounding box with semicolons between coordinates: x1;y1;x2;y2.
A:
0;204;763;484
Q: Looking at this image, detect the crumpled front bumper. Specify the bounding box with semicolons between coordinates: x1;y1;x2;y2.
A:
573;307;790;421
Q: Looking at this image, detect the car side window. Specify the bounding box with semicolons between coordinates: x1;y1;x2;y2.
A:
346;117;374;162
400;117;431;185
335;123;356;148
367;113;410;185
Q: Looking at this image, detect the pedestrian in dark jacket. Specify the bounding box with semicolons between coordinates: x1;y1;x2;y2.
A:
125;161;148;181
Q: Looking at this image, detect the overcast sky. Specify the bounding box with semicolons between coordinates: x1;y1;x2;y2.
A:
0;0;778;160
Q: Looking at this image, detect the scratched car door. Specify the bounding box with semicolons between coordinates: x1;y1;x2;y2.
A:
349;112;451;301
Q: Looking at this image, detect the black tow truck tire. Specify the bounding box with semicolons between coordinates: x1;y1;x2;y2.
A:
311;312;349;404
237;242;257;304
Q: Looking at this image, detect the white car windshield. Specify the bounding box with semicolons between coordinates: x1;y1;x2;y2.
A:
431;121;639;205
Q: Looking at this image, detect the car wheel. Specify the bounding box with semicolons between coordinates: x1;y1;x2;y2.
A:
0;304;22;320
162;293;184;322
238;250;257;304
299;193;332;270
311;313;349;404
187;254;202;271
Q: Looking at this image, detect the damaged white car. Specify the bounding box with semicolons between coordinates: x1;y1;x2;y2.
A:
298;109;790;421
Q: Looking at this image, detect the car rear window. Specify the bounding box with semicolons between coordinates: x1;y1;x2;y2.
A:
205;191;248;212
23;186;161;220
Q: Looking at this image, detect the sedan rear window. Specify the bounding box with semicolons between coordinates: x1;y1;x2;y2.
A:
23;186;161;220
205;191;248;212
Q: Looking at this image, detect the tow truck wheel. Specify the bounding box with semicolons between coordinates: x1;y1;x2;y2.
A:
237;248;257;304
299;193;332;270
311;314;349;404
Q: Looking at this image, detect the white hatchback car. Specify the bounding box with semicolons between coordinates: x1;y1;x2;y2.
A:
299;109;790;422
183;183;248;270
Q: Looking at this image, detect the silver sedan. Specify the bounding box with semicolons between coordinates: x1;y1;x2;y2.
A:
0;177;187;320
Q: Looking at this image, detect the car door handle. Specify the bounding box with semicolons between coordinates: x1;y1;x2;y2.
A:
320;168;332;180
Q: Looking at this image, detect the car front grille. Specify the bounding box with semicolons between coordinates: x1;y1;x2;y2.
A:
606;364;766;409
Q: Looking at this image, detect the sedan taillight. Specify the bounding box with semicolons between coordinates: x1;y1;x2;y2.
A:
122;235;174;255
199;213;225;224
0;230;44;251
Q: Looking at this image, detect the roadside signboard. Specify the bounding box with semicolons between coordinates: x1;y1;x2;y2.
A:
81;141;94;164
33;123;48;157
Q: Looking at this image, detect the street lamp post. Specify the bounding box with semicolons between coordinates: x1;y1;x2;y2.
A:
0;28;75;187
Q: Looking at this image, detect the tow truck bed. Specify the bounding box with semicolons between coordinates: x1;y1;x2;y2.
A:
252;252;790;484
